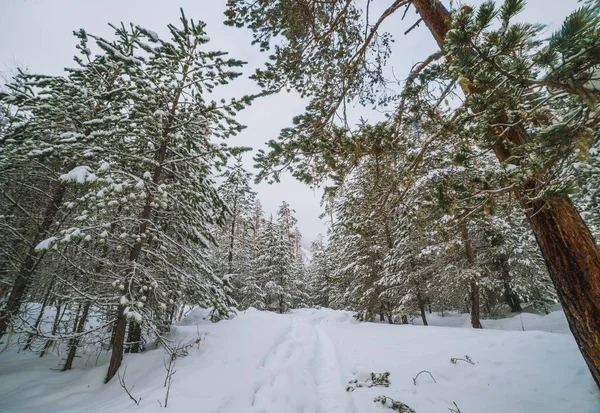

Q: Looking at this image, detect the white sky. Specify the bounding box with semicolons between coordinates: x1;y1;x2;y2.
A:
0;0;581;243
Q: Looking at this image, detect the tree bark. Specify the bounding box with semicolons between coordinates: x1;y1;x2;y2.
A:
417;292;428;326
499;255;522;312
105;305;127;383
63;301;90;371
227;193;238;274
40;299;63;357
0;184;66;340
460;222;482;329
24;274;56;351
129;322;142;354
412;0;600;387
470;280;482;329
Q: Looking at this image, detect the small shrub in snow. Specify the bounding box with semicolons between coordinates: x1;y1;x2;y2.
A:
450;355;475;365
373;396;415;413
346;372;391;392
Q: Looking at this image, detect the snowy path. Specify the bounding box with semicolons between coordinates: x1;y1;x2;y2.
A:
0;308;598;413
216;313;356;413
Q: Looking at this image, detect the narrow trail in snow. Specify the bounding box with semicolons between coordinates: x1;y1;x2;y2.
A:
315;320;358;413
243;313;355;413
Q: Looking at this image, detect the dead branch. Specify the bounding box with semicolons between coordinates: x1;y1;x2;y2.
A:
412;370;437;385
118;366;141;406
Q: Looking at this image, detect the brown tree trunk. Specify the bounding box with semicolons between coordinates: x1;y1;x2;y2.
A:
0;184;66;340
63;301;91;371
412;0;600;387
417;292;428;326
470;280;482;329
500;255;522;312
227;194;238;274
129;322;142;354
105;141;168;383
105;305;127;383
461;222;482;329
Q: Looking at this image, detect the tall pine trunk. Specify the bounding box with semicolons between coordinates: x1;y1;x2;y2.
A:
412;0;600;387
227;195;238;274
461;222;482;329
105;38;200;381
417;291;428;326
0;184;66;340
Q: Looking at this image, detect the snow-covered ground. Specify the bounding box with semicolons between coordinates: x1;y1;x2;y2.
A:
0;308;598;413
411;306;571;334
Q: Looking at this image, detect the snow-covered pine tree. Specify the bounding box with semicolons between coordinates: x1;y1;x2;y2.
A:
307;235;332;308
253;203;308;314
211;156;257;306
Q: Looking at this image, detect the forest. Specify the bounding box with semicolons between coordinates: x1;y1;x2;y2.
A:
0;0;600;410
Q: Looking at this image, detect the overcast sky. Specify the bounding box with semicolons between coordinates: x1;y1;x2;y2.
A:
0;0;581;243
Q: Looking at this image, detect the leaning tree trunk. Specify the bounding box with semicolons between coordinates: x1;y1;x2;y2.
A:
24;274;56;351
63;301;91;371
461;222;482;329
105;305;127;383
40;298;63;357
412;0;600;387
0;184;66;341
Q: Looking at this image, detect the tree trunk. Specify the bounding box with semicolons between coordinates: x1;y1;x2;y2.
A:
105;305;127;383
129;322;142;354
63;301;90;371
0;184;66;340
460;222;482;329
24;275;56;351
227;195;238;274
178;304;185;322
401;315;409;324
470;280;482;329
417;292;428;326
500;255;522;312
40;299;63;357
106;140;168;382
412;0;600;387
